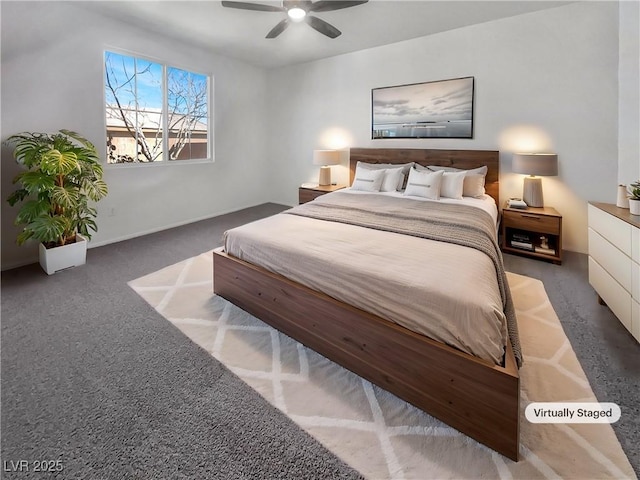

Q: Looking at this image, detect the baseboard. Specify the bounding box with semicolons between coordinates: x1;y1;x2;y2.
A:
88;202;271;248
1;257;38;271
1;202;280;271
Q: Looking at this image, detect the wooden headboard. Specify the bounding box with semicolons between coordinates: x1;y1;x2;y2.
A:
349;148;500;205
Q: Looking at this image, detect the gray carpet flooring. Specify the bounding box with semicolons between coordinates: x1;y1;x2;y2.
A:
1;204;363;480
2;202;639;478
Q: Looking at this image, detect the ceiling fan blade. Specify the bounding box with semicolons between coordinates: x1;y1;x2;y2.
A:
221;1;284;12
266;18;290;38
308;0;368;13
305;15;341;38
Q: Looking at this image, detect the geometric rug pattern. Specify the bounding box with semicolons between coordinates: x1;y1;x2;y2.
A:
129;251;636;480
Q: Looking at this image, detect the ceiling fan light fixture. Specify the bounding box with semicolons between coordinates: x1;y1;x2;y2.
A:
287;7;306;21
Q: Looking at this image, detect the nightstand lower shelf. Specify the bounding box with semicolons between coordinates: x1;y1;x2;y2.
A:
501;245;562;263
500;205;562;264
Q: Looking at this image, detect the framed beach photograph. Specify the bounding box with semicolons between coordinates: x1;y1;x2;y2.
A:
372;76;474;139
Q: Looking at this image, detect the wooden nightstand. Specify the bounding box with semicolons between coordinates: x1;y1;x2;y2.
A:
298;184;346;204
501;205;563;264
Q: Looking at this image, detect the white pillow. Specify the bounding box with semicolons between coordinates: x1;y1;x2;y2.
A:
380;168;405;192
356;161;413;191
440;171;466;199
417;164;487;198
403;169;444;200
351;167;385;192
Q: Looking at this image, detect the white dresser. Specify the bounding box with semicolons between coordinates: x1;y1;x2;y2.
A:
588;202;640;342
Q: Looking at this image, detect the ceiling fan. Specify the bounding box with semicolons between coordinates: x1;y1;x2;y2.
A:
221;1;368;39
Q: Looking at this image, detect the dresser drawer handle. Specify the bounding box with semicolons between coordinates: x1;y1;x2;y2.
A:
520;214;541;219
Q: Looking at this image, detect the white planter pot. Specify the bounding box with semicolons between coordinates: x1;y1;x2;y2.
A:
39;234;87;275
629;199;640;216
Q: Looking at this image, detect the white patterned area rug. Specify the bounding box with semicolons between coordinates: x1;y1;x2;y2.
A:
129;251;636;480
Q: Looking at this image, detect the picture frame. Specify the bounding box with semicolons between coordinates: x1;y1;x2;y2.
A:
372;76;474;139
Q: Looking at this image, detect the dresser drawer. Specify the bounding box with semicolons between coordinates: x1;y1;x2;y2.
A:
588;204;632;256
588;227;632;292
502;210;560;234
589;257;632;333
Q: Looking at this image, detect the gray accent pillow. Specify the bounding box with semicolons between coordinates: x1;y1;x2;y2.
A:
380;169;405;192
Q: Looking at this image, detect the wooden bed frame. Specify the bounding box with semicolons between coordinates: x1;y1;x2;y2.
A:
213;148;520;461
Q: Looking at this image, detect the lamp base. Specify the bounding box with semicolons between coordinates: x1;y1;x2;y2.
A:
318;166;332;186
523;176;544;207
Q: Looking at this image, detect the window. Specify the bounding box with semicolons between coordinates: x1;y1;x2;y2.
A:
104;51;211;164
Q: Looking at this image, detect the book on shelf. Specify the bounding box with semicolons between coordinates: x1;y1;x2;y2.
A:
511;232;532;242
511;240;534;251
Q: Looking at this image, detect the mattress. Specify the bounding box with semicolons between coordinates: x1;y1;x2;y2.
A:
223;190;509;365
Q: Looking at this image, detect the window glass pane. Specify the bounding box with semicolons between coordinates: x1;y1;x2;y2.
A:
135;59;163;110
168;116;209;161
104;52;136;107
136;110;164;162
135;59;164;162
191;116;209;159
167;67;209;160
167;115;189;160
105;51;163;163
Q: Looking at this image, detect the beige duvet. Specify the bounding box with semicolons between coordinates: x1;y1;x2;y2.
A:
223;192;509;365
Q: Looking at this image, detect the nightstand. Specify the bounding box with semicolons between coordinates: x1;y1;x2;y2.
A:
298;184;346;204
501;205;562;264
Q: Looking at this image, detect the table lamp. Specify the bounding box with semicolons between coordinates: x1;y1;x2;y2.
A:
313;150;341;186
512;153;558;207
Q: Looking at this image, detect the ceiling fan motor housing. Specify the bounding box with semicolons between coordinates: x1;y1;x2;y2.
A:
283;0;310;10
221;1;369;39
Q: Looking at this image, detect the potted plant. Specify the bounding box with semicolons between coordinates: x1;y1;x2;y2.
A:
4;130;108;274
628;181;640;216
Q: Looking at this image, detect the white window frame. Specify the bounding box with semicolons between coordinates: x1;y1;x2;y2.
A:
103;48;214;167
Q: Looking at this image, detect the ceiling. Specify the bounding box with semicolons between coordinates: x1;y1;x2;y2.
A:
79;1;571;69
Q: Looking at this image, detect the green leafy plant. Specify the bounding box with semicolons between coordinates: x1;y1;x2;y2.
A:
4;130;108;248
627;181;640;201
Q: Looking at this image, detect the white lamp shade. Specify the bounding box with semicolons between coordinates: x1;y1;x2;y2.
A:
313;150;341;166
512;153;558;176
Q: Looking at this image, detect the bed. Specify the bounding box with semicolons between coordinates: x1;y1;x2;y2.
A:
213;148;520;461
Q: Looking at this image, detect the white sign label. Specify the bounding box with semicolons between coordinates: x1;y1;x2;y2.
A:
525;402;621;423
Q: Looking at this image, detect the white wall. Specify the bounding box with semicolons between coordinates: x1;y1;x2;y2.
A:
2;1;629;267
618;0;640;184
267;2;620;254
1;2;270;269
